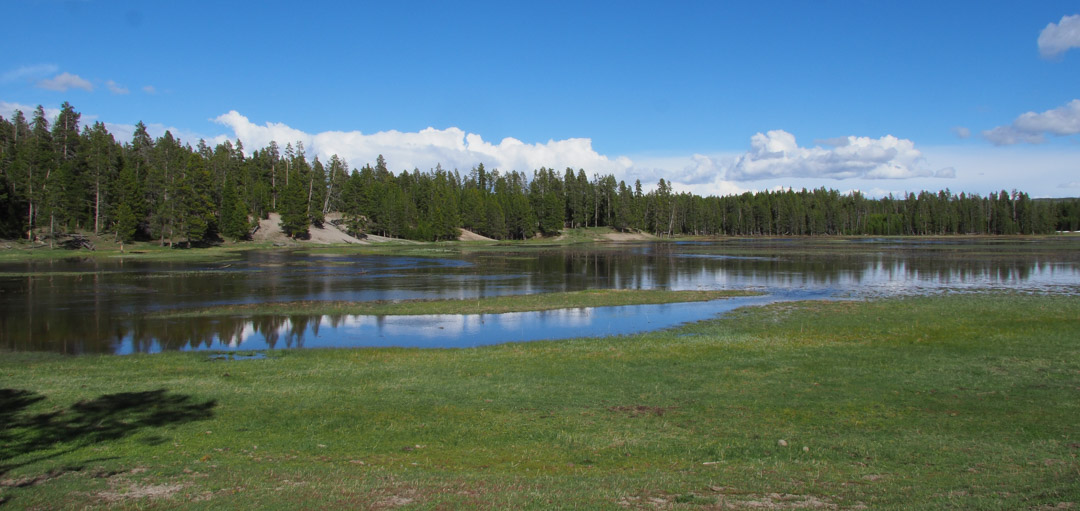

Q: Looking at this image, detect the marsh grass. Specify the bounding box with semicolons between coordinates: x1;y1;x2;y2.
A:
1;294;1078;509
155;289;761;318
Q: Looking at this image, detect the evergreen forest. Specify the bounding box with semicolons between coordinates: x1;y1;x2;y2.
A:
2;102;1079;244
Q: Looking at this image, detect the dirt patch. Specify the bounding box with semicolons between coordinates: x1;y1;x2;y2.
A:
603;231;656;241
1038;503;1076;510
619;489;836;510
458;228;495;241
252;213;369;245
608;405;675;417
736;493;836;509
98;483;186;502
0;470;67;488
374;495;415;509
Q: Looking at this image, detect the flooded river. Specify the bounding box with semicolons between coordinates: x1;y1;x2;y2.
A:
2;238;1078;354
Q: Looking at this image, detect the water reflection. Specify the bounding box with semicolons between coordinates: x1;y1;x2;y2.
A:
93;294;793;354
1;239;1078;354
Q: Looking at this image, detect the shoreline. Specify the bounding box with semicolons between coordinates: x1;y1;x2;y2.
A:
2;229;1078;264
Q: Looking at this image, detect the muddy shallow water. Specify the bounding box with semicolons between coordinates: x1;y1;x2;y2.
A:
2;238;1078;354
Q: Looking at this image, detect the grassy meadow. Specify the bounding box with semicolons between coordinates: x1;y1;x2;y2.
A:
2;293;1078;509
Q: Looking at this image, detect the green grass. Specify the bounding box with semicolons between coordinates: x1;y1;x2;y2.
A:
2;294;1079;509
155;289;761;318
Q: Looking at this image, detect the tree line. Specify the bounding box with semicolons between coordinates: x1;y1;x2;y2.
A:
1;102;1078;244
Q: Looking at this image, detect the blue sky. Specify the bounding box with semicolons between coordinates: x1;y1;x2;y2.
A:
3;1;1079;197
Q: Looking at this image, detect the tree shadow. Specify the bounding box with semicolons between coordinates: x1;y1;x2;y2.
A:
0;388;217;477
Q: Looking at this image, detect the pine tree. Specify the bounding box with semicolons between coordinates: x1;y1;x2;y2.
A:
0;165;19;238
530;168;564;235
177;152;215;246
115;202;138;243
430;167;460;240
85;122;116;234
308;157;326;226
51;102;83;232
279;168;309;238
147;131;187;246
4;111;31;237
28;106;54;241
324;155;348;213
220;179;250;241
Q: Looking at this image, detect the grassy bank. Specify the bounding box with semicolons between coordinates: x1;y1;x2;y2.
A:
0;240;259;263
2;294;1079;509
156;289;761;318
4;231;1077;264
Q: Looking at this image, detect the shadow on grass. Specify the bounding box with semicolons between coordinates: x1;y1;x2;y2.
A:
0;388;217;479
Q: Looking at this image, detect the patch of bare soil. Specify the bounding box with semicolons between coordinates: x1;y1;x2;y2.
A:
252;213;368;245
617;489;837;510
374;494;415;509
458;228;495;241
604;231;656;241
97;483;186;502
736;493;836;509
0;470;67;489
607;405;676;417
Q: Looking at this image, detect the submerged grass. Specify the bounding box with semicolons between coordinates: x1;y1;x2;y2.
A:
155;289;761;318
2;294;1079;509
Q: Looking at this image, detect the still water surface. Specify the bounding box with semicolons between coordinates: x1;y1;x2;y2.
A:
2;238;1077;354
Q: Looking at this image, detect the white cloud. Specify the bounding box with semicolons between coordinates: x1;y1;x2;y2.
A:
213;110;633;176
626;153;742;188
676;154;727;185
727;130;943;181
935;167;957;178
1038;14;1080;58
952;126;971;139
920;145;1080;198
36;72;93;92
106;80;129;95
670;178;746;198
1;64;58;83
104;121;223;149
213;111;966;199
142;85;157;94
983;99;1080;145
0;101;61;123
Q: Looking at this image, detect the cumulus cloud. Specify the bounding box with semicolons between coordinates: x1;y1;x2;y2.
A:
211;111;959;197
1;64;58;83
676;154;727;185
952;126;971;139
727;130;945;181
37;72;93;92
106;80;129;94
142;85;157;94
212;110;633;176
983;99;1080;145
1038;14;1080;58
